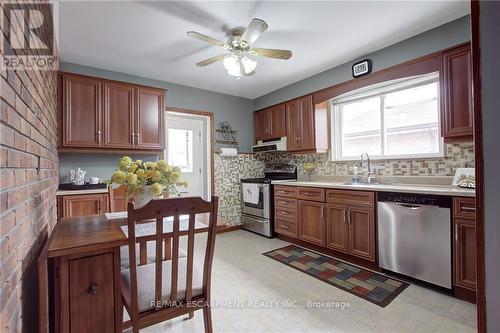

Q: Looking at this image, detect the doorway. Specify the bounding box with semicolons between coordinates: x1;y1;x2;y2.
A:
166;110;212;199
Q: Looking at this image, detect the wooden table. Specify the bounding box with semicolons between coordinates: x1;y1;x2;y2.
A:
42;214;210;333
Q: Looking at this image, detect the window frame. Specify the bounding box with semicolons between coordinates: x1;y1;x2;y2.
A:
331;73;445;161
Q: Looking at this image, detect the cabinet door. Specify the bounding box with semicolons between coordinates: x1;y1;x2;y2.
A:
348;206;375;261
297;95;315;150
298;200;325;246
441;44;473;140
62;194;109;218
135;88;165;149
326;204;349;253
269;104;286;139
69;253;115;333
103;81;134;148
454;218;477;290
254;110;268;142
286;100;301;151
62;74;102;147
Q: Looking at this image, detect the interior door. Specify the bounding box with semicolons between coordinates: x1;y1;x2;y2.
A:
166;114;207;198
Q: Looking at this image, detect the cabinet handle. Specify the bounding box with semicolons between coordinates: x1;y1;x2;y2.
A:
136;133;140;143
461;206;476;212
280;211;289;215
88;284;99;295
343;209;347;223
303;192;316;196
280;201;288;205
278;190;288;194
97;130;101;143
347;209;351;224
321;206;324;220
97;199;101;213
131;133;135;144
455;224;458;242
280;224;289;229
298;137;301;146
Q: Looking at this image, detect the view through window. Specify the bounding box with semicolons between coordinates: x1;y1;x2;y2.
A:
331;73;443;160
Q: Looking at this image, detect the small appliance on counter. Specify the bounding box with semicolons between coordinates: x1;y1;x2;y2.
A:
69;168;87;185
240;164;297;237
251;137;287;153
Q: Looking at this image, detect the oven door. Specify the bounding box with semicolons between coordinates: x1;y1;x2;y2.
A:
240;183;270;219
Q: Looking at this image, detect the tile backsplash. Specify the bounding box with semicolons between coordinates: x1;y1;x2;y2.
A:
214;142;474;225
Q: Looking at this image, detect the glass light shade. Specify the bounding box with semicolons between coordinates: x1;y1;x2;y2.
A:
240;56;257;74
222;54;257;77
223;55;241;77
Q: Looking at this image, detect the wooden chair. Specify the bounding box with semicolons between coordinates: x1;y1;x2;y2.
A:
121;196;218;333
109;184;127;212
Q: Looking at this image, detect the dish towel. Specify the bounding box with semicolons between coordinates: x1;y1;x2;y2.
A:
242;183;260;205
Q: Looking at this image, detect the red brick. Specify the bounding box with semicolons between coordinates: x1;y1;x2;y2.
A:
0;212;15;237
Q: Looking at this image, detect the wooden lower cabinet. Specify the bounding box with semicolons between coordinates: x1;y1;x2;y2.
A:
326;204;349;253
453;197;477;292
298;200;325;246
60;193;110;220
67;252;117;333
348;206;375;261
325;204;375;261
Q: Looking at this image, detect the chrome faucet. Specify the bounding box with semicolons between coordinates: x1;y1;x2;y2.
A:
360;153;377;184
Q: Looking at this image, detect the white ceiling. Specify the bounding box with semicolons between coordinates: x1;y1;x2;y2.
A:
58;1;469;99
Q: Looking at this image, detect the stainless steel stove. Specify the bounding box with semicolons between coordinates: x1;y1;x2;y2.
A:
240;164;297;237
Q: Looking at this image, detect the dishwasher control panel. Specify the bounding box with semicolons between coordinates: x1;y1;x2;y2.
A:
378;192;452;208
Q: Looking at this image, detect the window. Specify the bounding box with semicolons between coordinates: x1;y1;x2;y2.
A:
331;73;443;160
167;128;193;172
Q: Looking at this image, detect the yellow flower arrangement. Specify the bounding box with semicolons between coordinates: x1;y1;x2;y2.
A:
109;156;187;198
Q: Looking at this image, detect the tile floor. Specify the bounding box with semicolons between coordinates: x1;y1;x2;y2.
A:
132;230;477;333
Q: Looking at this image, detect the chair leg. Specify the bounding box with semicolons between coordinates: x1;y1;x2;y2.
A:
203;306;212;333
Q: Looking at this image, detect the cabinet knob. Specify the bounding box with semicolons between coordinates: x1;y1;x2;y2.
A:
88;284;99;295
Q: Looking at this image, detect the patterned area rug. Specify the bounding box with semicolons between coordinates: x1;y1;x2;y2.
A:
263;245;409;307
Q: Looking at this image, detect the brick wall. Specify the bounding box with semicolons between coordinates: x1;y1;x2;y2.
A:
0;3;59;332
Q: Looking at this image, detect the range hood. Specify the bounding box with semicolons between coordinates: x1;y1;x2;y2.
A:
251;137;287;153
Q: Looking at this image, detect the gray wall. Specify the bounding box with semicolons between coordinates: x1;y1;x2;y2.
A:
479;2;500;331
253;15;471;110
59;62;254;151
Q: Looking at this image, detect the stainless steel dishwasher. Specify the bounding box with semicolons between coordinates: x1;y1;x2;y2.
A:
377;192;452;289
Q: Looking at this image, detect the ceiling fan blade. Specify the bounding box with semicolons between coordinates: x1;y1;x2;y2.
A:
187;31;228;48
196;54;226;66
251;48;292;60
240;18;268;45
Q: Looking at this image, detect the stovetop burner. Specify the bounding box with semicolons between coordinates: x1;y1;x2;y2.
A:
241;164;297;184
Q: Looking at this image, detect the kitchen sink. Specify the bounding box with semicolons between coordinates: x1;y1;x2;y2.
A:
341;182;383;186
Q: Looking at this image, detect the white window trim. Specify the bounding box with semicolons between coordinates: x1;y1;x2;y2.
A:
330;72;445;161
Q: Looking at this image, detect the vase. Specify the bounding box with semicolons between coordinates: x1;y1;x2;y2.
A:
131;186;156;208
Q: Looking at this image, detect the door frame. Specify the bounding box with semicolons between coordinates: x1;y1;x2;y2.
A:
165;107;215;197
470;1;486;332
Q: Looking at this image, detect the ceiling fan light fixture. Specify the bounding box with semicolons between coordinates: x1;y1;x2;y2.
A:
222;54;257;77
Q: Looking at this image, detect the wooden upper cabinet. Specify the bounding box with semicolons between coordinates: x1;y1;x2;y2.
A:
254;110;268;142
136;87;165;150
62;74;102;147
298;200;326;246
286;95;328;152
253;103;286;142
60;72;165;151
441;43;473;141
104;81;135;148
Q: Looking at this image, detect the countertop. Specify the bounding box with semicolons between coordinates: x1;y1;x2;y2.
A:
56;188;109;196
271;180;475;197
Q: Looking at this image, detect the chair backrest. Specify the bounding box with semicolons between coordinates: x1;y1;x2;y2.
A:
109;185;127;212
126;196;218;313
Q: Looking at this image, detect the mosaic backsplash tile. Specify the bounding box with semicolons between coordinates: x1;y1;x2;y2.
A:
215;143;474;225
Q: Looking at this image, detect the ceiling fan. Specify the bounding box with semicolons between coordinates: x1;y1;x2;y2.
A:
187;18;292;77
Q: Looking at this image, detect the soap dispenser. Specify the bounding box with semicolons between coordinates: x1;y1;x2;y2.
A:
352;166;360;184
